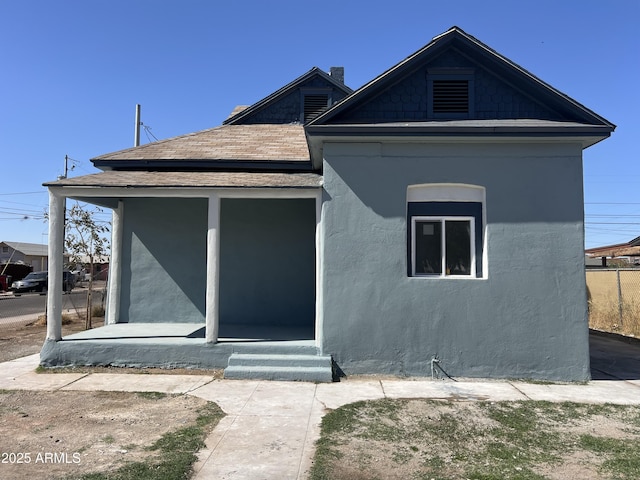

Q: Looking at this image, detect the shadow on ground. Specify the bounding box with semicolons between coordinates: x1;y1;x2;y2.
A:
590;329;640;380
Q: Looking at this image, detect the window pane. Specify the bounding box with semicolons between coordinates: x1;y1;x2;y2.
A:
445;220;471;275
415;221;442;274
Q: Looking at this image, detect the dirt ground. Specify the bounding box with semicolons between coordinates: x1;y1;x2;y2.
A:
0;390;213;480
0;315;228;479
321;399;640;480
0;314;102;364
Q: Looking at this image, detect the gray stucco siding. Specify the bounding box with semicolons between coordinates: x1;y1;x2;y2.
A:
321;141;589;381
120;198;208;324
219;198;316;329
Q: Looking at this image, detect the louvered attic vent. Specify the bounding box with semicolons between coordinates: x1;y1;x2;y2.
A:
432;80;469;113
303;94;329;122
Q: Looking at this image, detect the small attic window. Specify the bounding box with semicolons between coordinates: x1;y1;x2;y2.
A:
427;69;474;119
301;89;331;123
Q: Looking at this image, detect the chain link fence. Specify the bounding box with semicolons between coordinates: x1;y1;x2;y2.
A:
586;268;640;338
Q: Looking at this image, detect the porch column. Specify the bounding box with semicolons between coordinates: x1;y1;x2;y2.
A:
106;200;123;325
205;193;221;343
315;189;324;349
46;190;64;341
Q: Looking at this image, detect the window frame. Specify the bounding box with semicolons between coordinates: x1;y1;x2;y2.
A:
411;215;476;278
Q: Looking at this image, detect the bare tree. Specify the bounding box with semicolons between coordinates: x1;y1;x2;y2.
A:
64;202;110;329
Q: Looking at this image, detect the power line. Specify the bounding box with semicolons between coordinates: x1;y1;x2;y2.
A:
584;222;640;225
585;215;640;218
142;124;159;142
0;191;45;196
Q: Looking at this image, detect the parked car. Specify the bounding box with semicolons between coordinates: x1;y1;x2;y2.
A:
10;271;76;295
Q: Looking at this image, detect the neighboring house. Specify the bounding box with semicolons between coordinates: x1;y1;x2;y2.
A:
41;27;614;382
73;254;110;281
585;236;640;267
0;241;49;272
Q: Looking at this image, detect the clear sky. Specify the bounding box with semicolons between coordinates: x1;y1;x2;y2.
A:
1;0;638;249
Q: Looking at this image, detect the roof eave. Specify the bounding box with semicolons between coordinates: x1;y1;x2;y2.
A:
305;123;613;168
91;159;315;172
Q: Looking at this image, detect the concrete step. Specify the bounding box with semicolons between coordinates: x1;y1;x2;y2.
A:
227;353;331;368
224;365;333;382
224;353;333;382
229;343;319;356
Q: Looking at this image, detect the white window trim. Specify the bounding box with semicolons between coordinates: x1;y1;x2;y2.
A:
411;215;476;278
407;183;484;204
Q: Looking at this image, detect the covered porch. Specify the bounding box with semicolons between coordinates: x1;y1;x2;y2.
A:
42;171;329;379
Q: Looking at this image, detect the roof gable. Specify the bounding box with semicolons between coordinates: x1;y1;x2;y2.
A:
223;67;352;125
309;27;614;128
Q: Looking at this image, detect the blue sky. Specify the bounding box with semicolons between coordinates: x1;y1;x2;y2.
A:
1;0;638;249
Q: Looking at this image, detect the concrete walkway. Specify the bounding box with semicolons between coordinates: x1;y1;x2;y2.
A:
1;335;640;479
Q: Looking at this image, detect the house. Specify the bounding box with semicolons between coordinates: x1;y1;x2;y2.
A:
585;236;640;267
1;241;49;272
72;254;110;281
41;27;614;382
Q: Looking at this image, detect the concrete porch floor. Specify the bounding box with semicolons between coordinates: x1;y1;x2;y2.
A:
60;322;315;342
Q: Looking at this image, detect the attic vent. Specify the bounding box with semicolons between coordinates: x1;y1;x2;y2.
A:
303;94;329;122
427;70;474;119
432;80;469;113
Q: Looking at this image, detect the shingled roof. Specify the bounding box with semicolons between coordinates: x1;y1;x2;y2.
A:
91;124;311;170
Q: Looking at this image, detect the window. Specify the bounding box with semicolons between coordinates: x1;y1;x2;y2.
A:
427;69;474;119
407;184;485;278
412;216;475;277
1;246;8;253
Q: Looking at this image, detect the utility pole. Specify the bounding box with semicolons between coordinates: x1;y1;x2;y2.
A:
134;104;141;147
62;156;68;273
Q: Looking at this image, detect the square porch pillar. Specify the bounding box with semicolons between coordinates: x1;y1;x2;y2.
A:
46;190;65;341
106;200;123;324
205;194;221;343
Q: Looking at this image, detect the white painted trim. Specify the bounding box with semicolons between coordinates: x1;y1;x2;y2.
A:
106;201;123;325
205;194;221;343
314;189;323;350
46;191;64;340
407;183;485;203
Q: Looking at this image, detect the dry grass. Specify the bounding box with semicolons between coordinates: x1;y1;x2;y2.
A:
587;270;640;338
588;299;640;338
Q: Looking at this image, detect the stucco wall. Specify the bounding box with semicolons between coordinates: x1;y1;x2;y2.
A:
120;198;207;323
219;198;316;328
321;141;590;381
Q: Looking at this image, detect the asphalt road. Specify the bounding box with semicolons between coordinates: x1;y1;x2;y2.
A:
0;289;104;326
